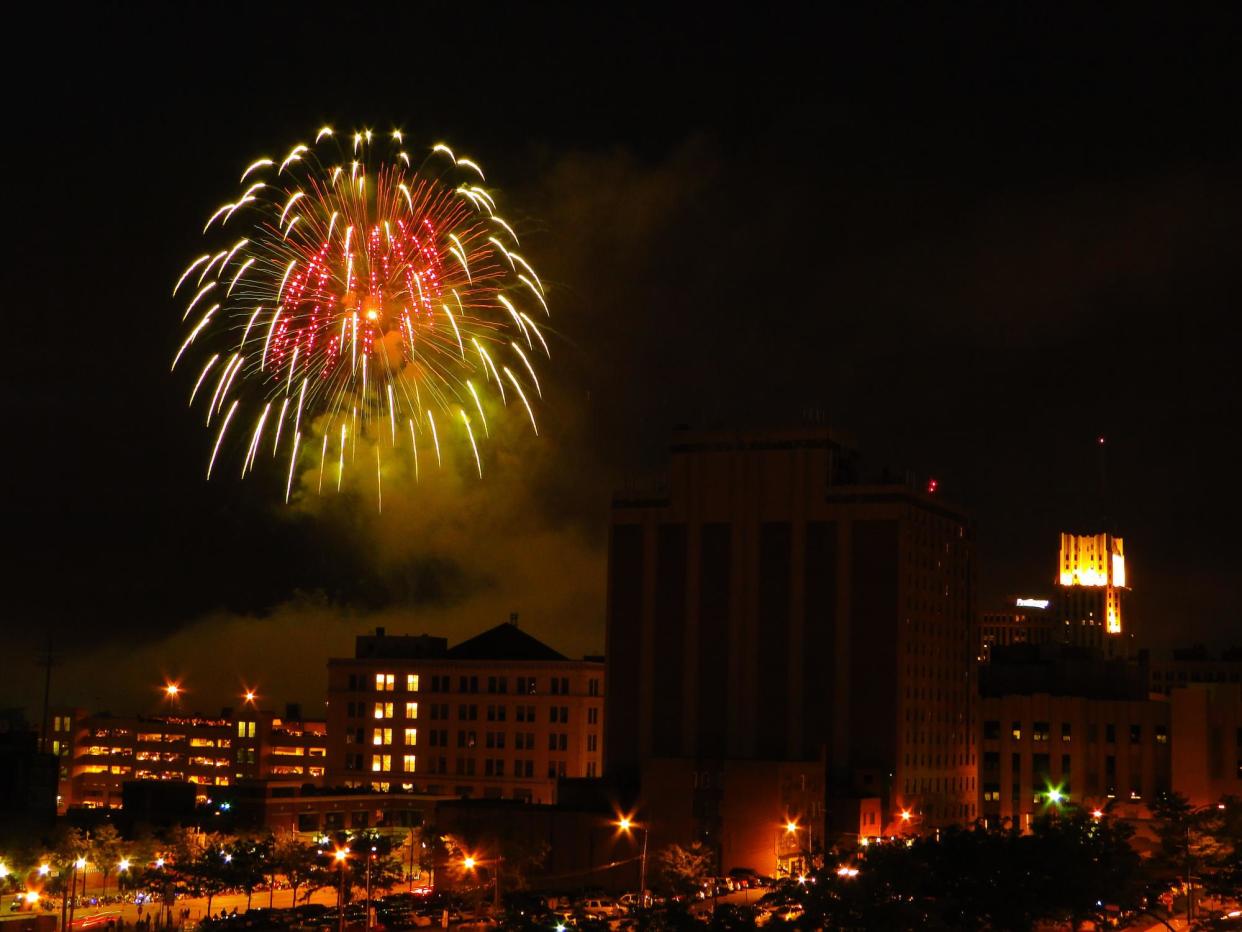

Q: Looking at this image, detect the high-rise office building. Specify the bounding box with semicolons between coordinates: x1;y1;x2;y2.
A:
605;428;976;871
1054;532;1131;657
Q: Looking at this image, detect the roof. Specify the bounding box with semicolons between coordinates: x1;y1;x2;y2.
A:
445;623;567;661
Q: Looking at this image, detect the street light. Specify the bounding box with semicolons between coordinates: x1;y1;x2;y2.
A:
38;864;50;876
118;859;130;873
615;815;649;918
334;848;350;932
243;689;257;705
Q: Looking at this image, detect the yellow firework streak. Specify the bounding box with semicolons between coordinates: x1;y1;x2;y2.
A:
172;128;553;498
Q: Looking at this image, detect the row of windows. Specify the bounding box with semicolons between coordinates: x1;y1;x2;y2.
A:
983;721;1167;745
347;672;602;696
353;701;598;726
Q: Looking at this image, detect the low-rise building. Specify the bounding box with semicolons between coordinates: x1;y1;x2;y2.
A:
325;620;604;805
1144;646;1242;696
978;598;1055;661
977;646;1170;829
48;706;327;811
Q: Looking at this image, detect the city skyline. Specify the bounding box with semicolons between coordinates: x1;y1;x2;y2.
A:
5;9;1241;713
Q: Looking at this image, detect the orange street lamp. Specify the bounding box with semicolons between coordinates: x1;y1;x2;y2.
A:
615;816;649;912
334;848;350;932
243;689;257;705
462;856;476;871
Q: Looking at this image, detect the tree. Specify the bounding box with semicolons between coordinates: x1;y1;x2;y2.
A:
219;834;271;910
194;834;234;918
89;824;124;899
655;842;714;898
1185;795;1242;899
273;835;331;909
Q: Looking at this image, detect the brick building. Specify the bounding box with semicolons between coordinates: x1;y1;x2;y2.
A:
325;621;604;804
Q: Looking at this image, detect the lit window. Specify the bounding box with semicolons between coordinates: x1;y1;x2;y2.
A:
403;754;416;772
371;754;391;772
376;674;395;692
372;728;392;746
404;728;417;745
405;702;418;719
374;702;393;719
407;674;419;692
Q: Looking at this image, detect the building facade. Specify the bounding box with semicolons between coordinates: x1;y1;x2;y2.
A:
978;691;1170;829
1170;684;1242;807
978;599;1055;661
1145;647;1242;696
325;622;604;805
605;427;977;866
48;707;327;811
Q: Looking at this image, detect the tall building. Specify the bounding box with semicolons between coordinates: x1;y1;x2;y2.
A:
48;706;327;811
325;621;604;805
1054;532;1131;657
605;427;976;870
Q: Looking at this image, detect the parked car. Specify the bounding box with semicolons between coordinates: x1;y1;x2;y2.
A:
578;897;622;919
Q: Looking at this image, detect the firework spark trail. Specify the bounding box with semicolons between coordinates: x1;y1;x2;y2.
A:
172;127;551;505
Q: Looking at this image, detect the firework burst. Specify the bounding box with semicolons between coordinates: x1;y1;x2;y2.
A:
172;127;549;504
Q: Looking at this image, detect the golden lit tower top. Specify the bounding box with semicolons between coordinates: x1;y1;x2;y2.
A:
1057;532;1127;637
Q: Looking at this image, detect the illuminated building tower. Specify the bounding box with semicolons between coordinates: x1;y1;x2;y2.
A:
1054;532;1130;657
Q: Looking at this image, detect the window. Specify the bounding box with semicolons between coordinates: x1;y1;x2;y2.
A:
587;734;597;752
1033;722;1049;742
376;673;395;692
588;708;599;725
404;728;417;745
372;728;392;746
589;679;600;697
406;674;419;692
237;721;255;738
983;782;1001;802
1155;725;1168;745
403;754;416;773
1130;724;1142;744
983;720;1000;740
1105;724;1116;744
1060;723;1072;742
374;702;394;720
1011;722;1022;741
405;702;418;719
559;734;567;751
371;754;391;772
982;751;999;771
559;707;569;724
549;733;558;751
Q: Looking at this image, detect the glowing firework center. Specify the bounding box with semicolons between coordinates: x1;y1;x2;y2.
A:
172;130;548;503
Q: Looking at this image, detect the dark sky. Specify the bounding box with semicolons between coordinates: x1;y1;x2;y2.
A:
3;5;1240;714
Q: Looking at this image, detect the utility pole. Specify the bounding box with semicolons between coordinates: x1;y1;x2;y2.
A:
39;633;55;754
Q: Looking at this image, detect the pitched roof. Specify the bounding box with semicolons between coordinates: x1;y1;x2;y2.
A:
445;623;567;661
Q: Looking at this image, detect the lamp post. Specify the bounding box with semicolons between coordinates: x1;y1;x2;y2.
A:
334;848;349;932
616;817;649;921
67;858;85;932
364;846;376;932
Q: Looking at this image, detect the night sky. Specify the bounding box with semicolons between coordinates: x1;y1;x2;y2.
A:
4;6;1240;715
